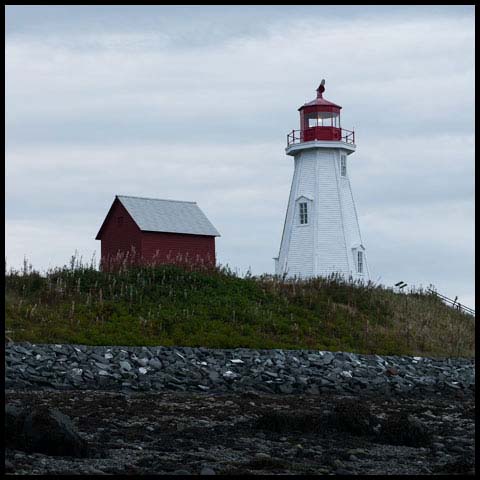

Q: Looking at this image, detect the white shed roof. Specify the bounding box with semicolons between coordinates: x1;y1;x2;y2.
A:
117;195;220;237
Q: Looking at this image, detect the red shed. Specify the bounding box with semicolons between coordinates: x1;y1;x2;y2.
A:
95;195;220;270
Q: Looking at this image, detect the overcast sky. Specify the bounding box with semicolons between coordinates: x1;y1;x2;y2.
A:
5;5;475;308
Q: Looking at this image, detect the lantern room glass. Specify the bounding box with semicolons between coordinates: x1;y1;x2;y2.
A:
306;112;340;128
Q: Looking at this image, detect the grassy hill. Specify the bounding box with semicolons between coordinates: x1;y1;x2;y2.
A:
5;260;475;357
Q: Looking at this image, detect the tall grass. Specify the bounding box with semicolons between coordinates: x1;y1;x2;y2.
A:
4;255;475;357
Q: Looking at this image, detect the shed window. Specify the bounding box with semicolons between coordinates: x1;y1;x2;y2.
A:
299;202;308;224
357;251;363;273
340;155;347;176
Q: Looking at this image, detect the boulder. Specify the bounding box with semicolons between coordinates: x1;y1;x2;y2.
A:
330;399;375;435
5;404;28;446
5;404;88;457
380;413;431;447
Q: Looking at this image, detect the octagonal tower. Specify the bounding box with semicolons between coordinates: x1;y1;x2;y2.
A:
274;80;369;281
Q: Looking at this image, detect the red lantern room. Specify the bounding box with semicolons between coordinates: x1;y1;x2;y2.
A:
287;80;355;146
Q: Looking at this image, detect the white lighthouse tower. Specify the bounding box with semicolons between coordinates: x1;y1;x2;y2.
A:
274;80;369;281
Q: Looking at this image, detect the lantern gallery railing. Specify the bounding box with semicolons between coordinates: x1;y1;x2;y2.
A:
287;128;355;146
342;129;355;144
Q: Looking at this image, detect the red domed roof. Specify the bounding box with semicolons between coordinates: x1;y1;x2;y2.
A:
298;81;342;111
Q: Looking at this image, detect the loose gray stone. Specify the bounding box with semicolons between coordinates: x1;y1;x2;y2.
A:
148;358;162;370
278;383;294;394
119;361;132;371
200;466;216;475
4;343;474;397
94;362;111;370
136;358;149;367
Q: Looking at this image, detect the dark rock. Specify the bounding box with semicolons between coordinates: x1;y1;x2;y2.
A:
380;413;431;447
385;367;399;376
335;468;354;475
5;343;475;397
20;405;88;457
94;362;112;370
140;347;153;359
90;353;107;363
321;352;334;365
246;455;287;471
5;403;28;446
135;358;149;367
450;445;466;454
119;360;132;371
4;460;14;473
330;399;375;435
306;385;320;394
148;358;162;370
200;466;216;475
278;383;294;394
255;410;322;433
13;345;32;356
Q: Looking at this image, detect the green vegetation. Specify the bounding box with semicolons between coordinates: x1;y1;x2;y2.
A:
5;257;475;357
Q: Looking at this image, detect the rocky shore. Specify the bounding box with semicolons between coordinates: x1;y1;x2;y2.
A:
5;390;475;475
5;343;475;397
5;343;475;475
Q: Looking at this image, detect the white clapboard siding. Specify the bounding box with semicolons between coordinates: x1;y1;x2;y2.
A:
276;143;368;281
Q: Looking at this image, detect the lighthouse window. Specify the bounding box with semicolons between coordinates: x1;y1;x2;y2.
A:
340;155;347;176
332;114;339;128
306;112;339;128
299;202;308;224
357;251;363;273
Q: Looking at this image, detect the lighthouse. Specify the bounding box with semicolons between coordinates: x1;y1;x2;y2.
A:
274;80;369;281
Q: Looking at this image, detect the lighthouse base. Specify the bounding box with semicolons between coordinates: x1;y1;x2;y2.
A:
275;145;369;282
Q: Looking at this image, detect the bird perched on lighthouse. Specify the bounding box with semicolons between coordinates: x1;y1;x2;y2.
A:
274;80;369;281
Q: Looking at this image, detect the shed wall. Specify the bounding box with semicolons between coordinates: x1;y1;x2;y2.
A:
99;200;143;267
141;232;216;266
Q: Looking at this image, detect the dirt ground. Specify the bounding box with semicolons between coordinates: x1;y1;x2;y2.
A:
4;389;475;475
